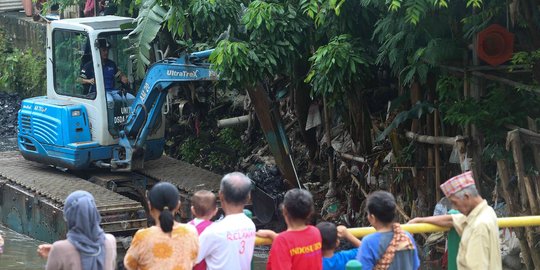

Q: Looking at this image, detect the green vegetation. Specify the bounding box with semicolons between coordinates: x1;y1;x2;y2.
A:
170;127;246;173
0;30;46;97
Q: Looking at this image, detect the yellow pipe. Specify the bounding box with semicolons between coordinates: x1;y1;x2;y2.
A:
255;215;540;246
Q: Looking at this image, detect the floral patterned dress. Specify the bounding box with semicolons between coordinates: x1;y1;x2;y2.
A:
124;224;199;270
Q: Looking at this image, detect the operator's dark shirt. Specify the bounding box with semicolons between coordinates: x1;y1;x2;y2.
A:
80;59;118;92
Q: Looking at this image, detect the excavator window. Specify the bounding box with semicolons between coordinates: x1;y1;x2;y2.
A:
97;32;133;94
52;30;91;99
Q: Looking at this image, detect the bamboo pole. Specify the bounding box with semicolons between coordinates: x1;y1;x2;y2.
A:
323;97;335;197
471;71;540;95
339;153;367;163
434;109;441;202
217;115;250;128
507;131;537;212
410;81;420;133
405;131;466;146
527;118;540;172
255;216;540;245
507;130;540;268
524;176;539;215
507;130;529;210
497;159;533;270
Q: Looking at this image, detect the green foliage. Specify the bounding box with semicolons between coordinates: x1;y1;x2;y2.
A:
436;75;462;112
511;49;540;82
176;127;245;172
403;0;429;25
397;140;416;165
0;30;45;97
376;101;435;141
189;0;240;40
217;128;244;154
440;83;540;143
461;3;502;40
243;1;284;32
179;137;204;164
385;0;483;25
210;40;261;87
305;35;372;103
126;0;166;79
39;0;79;14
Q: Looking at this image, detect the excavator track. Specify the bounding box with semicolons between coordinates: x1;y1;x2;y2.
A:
0;151;146;243
138;155;221;193
0;150;270;244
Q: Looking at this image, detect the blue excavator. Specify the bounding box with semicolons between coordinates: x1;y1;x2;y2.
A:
15;16;298;225
18;16;218;172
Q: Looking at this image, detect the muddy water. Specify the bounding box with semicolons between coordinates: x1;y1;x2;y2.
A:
0;224;267;270
0;138;47;269
0;223;267;269
0;224;47;269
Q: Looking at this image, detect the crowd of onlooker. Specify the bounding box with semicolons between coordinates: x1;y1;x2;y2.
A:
35;170;502;270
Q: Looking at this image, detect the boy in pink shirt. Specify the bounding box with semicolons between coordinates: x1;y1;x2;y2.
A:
189;190;218;270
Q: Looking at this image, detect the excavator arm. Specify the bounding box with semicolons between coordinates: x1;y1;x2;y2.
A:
111;50;217;171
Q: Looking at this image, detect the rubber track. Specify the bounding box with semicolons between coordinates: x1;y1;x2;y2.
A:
138;155;221;193
0;151;140;210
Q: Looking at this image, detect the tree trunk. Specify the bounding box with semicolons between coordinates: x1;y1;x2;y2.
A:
293;64;319;163
346;90;372;154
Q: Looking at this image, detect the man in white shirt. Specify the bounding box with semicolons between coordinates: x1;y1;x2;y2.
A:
196;172;256;270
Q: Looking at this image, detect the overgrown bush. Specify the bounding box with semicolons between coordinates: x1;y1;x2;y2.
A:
172;127;246;173
0;30;46;97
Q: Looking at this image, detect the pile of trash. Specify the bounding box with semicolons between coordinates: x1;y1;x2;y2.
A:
0;92;20;138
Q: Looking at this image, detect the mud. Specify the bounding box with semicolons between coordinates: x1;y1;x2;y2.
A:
0;92;20;138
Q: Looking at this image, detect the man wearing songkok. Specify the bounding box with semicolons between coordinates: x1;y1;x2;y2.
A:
409;171;502;270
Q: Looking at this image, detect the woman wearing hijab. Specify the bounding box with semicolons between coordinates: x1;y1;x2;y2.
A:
37;190;116;270
124;182;199;270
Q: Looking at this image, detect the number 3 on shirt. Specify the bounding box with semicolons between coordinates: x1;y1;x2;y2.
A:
239;240;246;254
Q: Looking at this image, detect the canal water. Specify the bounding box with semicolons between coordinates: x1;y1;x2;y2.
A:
0;224;47;269
0;223;268;269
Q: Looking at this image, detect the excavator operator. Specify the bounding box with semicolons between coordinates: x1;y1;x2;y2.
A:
79;38;128;95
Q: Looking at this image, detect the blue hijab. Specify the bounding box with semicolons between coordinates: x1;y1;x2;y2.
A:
64;191;106;270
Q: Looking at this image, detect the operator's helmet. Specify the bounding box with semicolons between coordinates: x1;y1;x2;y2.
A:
96;38;112;49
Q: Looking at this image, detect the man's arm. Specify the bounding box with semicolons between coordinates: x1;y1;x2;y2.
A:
337;225;361;247
408;215;454;228
115;70;128;84
256;229;278;240
78;77;95;85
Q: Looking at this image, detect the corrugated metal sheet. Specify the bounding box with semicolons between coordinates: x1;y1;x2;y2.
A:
0;0;23;12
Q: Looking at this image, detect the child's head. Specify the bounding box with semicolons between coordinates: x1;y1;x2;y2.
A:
191;190;217;219
282;188;314;222
366;190;396;224
316;222;338;251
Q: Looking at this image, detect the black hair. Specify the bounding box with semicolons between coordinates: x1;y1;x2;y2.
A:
366;190;396;224
283;188;314;221
96;38;111;49
316;222;338;251
148;182;179;233
220;172;251;205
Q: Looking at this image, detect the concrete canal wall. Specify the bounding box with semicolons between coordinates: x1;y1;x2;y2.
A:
0;11;46;53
